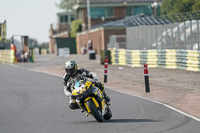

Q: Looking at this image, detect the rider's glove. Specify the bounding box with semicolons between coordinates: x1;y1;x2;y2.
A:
82;72;86;76
93;77;98;82
66;82;71;87
66;82;72;92
63;81;67;86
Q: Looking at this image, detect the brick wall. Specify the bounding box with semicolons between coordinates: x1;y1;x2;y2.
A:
77;28;104;54
49;29;55;54
114;7;125;19
76;27;126;54
56;24;70;33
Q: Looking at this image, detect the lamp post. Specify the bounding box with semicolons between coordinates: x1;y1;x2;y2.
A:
87;0;91;30
151;1;158;17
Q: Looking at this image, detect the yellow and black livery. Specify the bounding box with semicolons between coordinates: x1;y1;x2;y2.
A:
71;78;112;122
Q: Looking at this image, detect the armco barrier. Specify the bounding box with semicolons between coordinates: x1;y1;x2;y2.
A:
0;50;15;63
108;48;200;72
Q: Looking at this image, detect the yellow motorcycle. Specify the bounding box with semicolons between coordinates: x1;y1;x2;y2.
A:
71;77;112;122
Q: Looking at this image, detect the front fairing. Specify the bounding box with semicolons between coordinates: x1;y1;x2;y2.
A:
72;81;95;99
72;80;108;117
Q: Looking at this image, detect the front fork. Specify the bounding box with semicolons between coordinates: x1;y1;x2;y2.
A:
79;97;108;117
76;97;101;114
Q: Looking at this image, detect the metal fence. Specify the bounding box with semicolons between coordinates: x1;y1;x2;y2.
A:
108;20;200;50
108;11;200;50
108;35;127;49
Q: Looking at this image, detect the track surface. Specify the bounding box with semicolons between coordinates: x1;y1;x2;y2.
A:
0;63;200;133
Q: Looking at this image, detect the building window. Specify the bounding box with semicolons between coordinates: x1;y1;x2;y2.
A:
90;7;105;18
64;15;68;23
90;7;113;18
60;15;69;23
126;7;132;16
60;16;64;23
71;17;75;22
106;7;113;18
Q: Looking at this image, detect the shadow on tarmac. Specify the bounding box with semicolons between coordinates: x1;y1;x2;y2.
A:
104;118;159;123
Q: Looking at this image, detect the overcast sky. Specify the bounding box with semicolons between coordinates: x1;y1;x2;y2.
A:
0;0;63;43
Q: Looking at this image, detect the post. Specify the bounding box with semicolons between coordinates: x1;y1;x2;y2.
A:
144;63;150;93
197;20;200;50
104;59;108;83
87;0;91;30
190;20;193;50
184;21;186;49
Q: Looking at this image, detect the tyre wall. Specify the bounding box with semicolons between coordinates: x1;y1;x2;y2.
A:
0;50;15;63
109;48;200;72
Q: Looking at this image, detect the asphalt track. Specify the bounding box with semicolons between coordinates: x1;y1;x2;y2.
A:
0;63;200;133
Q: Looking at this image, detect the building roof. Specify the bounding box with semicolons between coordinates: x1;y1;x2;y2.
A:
91;15;171;29
57;11;76;16
79;0;155;3
76;0;156;8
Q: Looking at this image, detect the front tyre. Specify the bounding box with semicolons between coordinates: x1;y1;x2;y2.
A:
103;107;112;120
86;99;104;122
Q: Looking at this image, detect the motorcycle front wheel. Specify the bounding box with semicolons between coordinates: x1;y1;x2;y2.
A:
86;99;104;122
103;107;112;120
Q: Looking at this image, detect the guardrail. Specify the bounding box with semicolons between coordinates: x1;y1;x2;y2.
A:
109;48;200;72
0;50;15;63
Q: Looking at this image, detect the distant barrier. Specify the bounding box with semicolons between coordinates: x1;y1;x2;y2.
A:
41;49;48;55
109;48;200;72
0;50;15;63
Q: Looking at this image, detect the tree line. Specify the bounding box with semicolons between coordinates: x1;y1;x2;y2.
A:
161;0;200;15
56;0;200;15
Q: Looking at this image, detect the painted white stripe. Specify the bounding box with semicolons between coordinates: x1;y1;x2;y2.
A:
28;69;61;77
144;74;149;76
104;73;108;75
104;63;108;65
104;68;108;70
9;64;62;77
108;88;200;122
9;64;200;122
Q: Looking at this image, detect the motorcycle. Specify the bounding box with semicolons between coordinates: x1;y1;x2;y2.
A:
71;76;112;122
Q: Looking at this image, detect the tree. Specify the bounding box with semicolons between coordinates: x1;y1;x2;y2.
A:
192;0;200;11
29;38;38;48
56;0;77;11
70;19;82;38
161;0;200;15
39;42;49;49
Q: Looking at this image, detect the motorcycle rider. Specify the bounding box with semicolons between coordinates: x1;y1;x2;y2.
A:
63;60;110;110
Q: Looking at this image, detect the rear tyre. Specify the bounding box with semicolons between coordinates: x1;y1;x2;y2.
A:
86;99;104;122
103;107;112;120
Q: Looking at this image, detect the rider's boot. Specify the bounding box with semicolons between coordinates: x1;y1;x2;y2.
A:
69;97;80;109
69;103;80;109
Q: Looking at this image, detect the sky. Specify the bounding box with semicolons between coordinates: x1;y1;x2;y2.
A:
0;0;63;43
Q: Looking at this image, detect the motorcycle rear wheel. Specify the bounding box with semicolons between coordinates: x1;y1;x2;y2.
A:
86;99;104;122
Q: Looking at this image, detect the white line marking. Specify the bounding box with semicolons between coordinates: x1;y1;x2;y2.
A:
28;69;61;77
108;88;200;122
9;64;200;122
